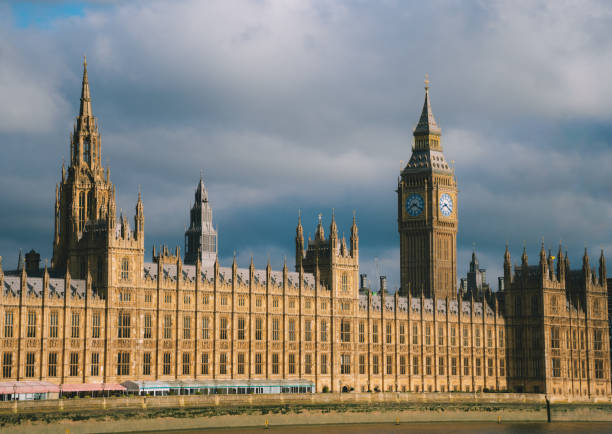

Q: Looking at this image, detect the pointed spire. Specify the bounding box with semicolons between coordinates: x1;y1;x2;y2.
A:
504;243;511;264
17;249;24;271
315;213;324;241
79;56;92;118
521;246;528;267
414;74;441;136
599;249;606;285
0;256;3;284
539;240;547;266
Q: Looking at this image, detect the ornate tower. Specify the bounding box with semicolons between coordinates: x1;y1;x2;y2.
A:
184;174;217;268
397;77;457;298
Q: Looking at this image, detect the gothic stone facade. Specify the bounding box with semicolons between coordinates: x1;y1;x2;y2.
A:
0;61;609;397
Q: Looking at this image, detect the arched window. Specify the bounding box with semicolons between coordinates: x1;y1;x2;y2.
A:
121;258;129;281
78;192;85;232
83;138;90;164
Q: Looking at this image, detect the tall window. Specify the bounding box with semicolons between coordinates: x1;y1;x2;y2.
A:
117;352;130;375
144;314;152;339
386;323;392;344
272;318;280;341
438;356;445;375
595;359;604;379
26;312;36;338
552;358;561;377
475;358;481;376
475;327;481;347
237;353;245;375
255;317;262;341
272;353;279;375
320;354;328;375
399;324;405;344
551;327;560;349
182;353;191;375
78;192;85;232
202;317;210;340
238;317;246;340
163;352;171;375
487;328;493;348
83;138;90;164
341;273;348;292
92;312;101;338
463;357;470;376
412;323;418;345
359;321;366;343
320;319;327;342
69;352;79;376
386;355;393;375
305;320;312;342
341;355;351;374
487;358;494;376
425;356;432;375
48;352;58;377
451;357;457;376
220;317;228;340
118;312;131;338
305;354;312;375
412;356;419;375
499;329;505;347
288;354;296;374
399;355;406;375
25;352;35;377
450;326;456;346
499;359;505;376
183;315;191;340
121;258;129;281
163;315;172;339
288;319;296;341
594;330;603;351
4;312;13;338
438;325;444;346
341;320;351;343
425;325;431;345
372;323;378;343
219;353;227;375
143;352;151;376
372;355;379;375
462;326;469;347
255;353;263;375
201;353;209;375
91;352;100;376
71;312;80;338
2;353;11;378
49;311;58;338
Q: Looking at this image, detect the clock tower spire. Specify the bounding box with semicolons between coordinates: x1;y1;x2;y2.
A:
397;76;457;298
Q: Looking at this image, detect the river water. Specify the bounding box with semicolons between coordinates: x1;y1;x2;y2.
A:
128;422;612;433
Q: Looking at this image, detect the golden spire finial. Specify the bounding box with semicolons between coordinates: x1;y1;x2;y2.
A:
424;73;429;91
83;54;87;66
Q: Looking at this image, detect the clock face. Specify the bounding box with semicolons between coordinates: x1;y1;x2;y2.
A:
439;193;453;217
405;193;424;217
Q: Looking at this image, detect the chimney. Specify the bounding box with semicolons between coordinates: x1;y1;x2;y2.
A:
25;250;40;275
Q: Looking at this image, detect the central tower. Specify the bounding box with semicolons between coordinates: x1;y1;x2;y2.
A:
397;78;457;298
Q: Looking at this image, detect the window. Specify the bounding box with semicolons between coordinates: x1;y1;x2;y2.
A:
595;360;604;379
237;352;246;375
320;320;327;342
288;353;296;374
70;352;79;376
143;314;152;339
255;296;262;308
219;353;228;375
48;352;58;377
451;357;457;376
581;360;586;378
487;358;494;376
203;294;210;305
412;324;418;345
92;312;101;338
219;317;228;340
475;358;481;376
71;312;80;338
500;359;505;376
359;354;366;375
289;319;296;341
386;323;392;344
255;353;263;375
305;354;312;374
487;328;493;348
78;191;85;232
320;354;328;375
202;317;210;340
341;273;348;292
425;356;432;375
386;355;393;375
462;326;469;347
305;300;311;310
551;295;558;313
4;312;13;338
594;299;602;315
90;352;99;376
572;330;577;350
399;324;405;344
289;298;295;309
255;317;263;341
552;358;561;377
551;327;560;349
119;291;131;302
305;320;312;342
341;354;351;375
436;325;444;346
27;312;36;338
425;325;431;345
272;297;279;308
438;356;445;375
463;357;470;376
165;293;172;304
163;352;171;375
321;300;327;311
201;353;209;375
341;320;351;343
573;359;579;378
272;318;280;341
1;353;14;380
474;327;481;347
144;292;152;303
412;356;419;375
25;352;35;377
594;330;603;351
163;315;172;339
400;356;406;375
120;258;129;281
272;353;279;375
49;311;58;338
372;323;378;343
450;326;457;346
499;329;505;347
372;355;379;375
182;353;191;375
183;315;191;340
184;295;191;305
143;352;151;376
580;330;585;349
117;352;130;375
118;312;131;338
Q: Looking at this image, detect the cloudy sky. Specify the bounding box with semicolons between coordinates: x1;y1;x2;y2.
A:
1;0;611;290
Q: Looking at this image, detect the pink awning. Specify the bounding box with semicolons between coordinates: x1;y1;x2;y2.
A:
0;381;60;394
60;383;126;392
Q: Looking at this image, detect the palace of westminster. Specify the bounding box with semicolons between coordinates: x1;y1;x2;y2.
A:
0;60;609;398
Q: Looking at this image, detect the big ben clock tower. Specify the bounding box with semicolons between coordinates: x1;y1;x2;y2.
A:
397;77;457;298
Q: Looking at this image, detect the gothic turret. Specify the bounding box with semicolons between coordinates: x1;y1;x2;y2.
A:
295;211;304;268
599;250;606;286
134;190;144;239
350;213;359;258
504;244;512;287
184;174;218;268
